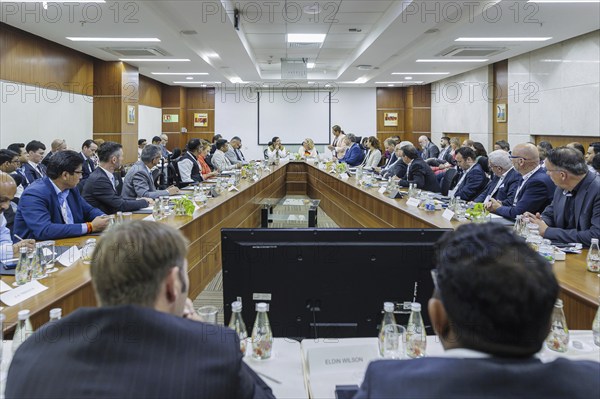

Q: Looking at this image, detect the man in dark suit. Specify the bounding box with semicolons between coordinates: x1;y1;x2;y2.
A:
418;135;440;160
123;145;180;199
450;147;488;201
488;143;555;220
6;221;275;399
81;142;151;215
355;224;599;399
374;138;398;175
14;150;110;240
41;138;67;167
524;147;600;247
382;143;410;179
339;136;365;167
397;144;441;193
473;150;521;204
21;140;47;184
77;139;97;191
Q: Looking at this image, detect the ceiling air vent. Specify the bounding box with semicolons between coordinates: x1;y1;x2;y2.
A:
281;58;307;79
437;46;508;58
102;47;172;57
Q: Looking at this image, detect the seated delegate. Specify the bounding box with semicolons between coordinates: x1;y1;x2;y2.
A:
14;150;109;240
355;223;600;398
123;145;180;199
0;172;35;261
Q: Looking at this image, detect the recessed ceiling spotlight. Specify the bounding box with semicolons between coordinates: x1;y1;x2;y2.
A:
307;62;315;69
356;65;374;70
388;84;395;87
405;77;413;80
152;72;209;76
180;30;198;35
201;84;207;87
186;77;193;80
348;28;362;33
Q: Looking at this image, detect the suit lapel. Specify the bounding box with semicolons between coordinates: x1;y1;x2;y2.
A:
573;174;592;228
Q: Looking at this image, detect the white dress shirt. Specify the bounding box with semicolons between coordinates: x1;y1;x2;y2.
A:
0;213;14;261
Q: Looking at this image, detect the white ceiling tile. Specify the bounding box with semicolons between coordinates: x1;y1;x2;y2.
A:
333;12;385;24
336;1;393;13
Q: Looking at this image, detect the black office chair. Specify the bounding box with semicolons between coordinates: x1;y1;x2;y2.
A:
167;161;184;188
440;168;459;196
263;148;269;160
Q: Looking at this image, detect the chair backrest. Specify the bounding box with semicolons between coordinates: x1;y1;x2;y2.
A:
263;148;270;160
167;160;182;187
440;168;459;196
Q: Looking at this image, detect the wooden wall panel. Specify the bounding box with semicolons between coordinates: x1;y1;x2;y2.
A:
139;75;162;108
162;85;183;108
412;108;431;133
412;85;431;108
186;88;215;136
377;87;406;108
493;60;508;147
93;60;123;96
93;97;122;133
534;135;600;148
0;23;93;95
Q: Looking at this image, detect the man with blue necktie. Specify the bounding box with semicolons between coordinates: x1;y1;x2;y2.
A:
14;151;110;240
21;140;47;184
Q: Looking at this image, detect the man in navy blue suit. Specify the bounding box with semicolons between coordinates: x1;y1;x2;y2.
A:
6;221;275;399
77;139;97;191
397;144;441;193
21;140;47;185
355;224;599;399
487;143;555;220
525;147;600;247
450;147;488;201
473;150;520;204
339;136;365;167
14;150;110;240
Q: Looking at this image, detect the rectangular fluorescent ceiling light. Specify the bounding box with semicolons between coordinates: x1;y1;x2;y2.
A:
67;37;160;42
456;37;551;42
375;81;424;84
417;59;488;63
528;1;599;3
392;72;450;75
152;72;208;75
287;34;326;43
120;59;190;62
307;62;315;69
173;81;221;84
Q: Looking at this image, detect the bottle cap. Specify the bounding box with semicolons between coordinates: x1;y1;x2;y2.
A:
232;301;242;312
49;308;62;318
383;302;394;312
17;309;31;320
411;302;421;312
256;302;268;312
555;299;563;308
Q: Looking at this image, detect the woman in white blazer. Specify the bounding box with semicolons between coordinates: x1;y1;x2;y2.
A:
361;136;382;169
298;138;318;158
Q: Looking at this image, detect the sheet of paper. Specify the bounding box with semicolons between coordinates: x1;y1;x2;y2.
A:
1;280;48;306
0;279;12;293
339;173;349;180
442;209;455;221
282;199;306;206
287;215;306;222
378;186;386;194
56;245;81;267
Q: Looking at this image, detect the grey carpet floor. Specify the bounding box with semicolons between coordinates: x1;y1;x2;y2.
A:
192;195;337;325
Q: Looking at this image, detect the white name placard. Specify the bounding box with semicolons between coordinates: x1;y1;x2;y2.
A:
442;209;455;221
339;173;350;180
307;345;379;374
1;280;48;306
57;245;81;267
378;186;387;194
406;198;420;207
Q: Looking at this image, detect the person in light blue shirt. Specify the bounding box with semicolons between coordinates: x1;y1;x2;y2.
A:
0;172;35;261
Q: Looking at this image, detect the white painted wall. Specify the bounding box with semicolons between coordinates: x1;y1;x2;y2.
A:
0;80;93;149
215;87;376;161
138;105;162;143
430;66;493;148
509;30;600;142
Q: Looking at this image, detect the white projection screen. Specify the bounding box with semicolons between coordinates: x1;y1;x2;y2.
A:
258;89;331;146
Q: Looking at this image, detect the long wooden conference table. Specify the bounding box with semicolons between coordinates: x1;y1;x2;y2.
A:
1;161;599;333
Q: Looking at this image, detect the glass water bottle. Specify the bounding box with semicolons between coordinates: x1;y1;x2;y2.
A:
12;309;33;354
228;301;248;355
546;299;569;352
15;246;30;285
378;302;397;357
251;302;273;360
49;308;62;322
31;242;46;279
406;302;427;358
587;238;600;273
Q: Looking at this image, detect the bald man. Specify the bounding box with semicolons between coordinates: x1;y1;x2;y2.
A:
418;135;440;160
487;143;555;220
0;172;35;261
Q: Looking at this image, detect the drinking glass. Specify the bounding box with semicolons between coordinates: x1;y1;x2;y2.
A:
197;305;219;324
382;324;406;359
41;241;58;274
160;196;171;216
122;212;132;222
455;200;466;219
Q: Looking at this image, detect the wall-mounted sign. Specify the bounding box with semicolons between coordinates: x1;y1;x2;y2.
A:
163;114;179;123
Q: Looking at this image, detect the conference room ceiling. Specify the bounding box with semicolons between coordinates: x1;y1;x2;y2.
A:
2;0;599;87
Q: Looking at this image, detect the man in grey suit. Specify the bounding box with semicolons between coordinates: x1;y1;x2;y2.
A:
525;147;600;247
123;145;180;200
6;221;274;399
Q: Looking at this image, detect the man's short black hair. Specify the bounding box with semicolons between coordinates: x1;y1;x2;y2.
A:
152;136;161;144
138;139;147;146
216;139;228;151
0;149;18;165
46;150;83;179
7;143;24;154
97;142;122;163
231;136;241;142
441;136;450;143
547;147;588;175
82;139;96;150
456;147;476;161
434;223;558;357
400;145;419;160
212;134;222;143
25;140;46;153
187;139;201;153
495;140;510;151
589;142;600;155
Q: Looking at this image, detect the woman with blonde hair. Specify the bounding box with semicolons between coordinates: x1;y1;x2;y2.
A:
298;138;318;158
197;140;218;180
360;136;382;169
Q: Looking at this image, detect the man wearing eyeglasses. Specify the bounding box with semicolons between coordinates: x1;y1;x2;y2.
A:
0;172;35;262
524;147;600;247
14;150;110;240
486;143;555;220
355;223;599;399
473;150;520;205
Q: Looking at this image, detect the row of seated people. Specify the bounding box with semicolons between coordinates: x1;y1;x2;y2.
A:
4;221;599;398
